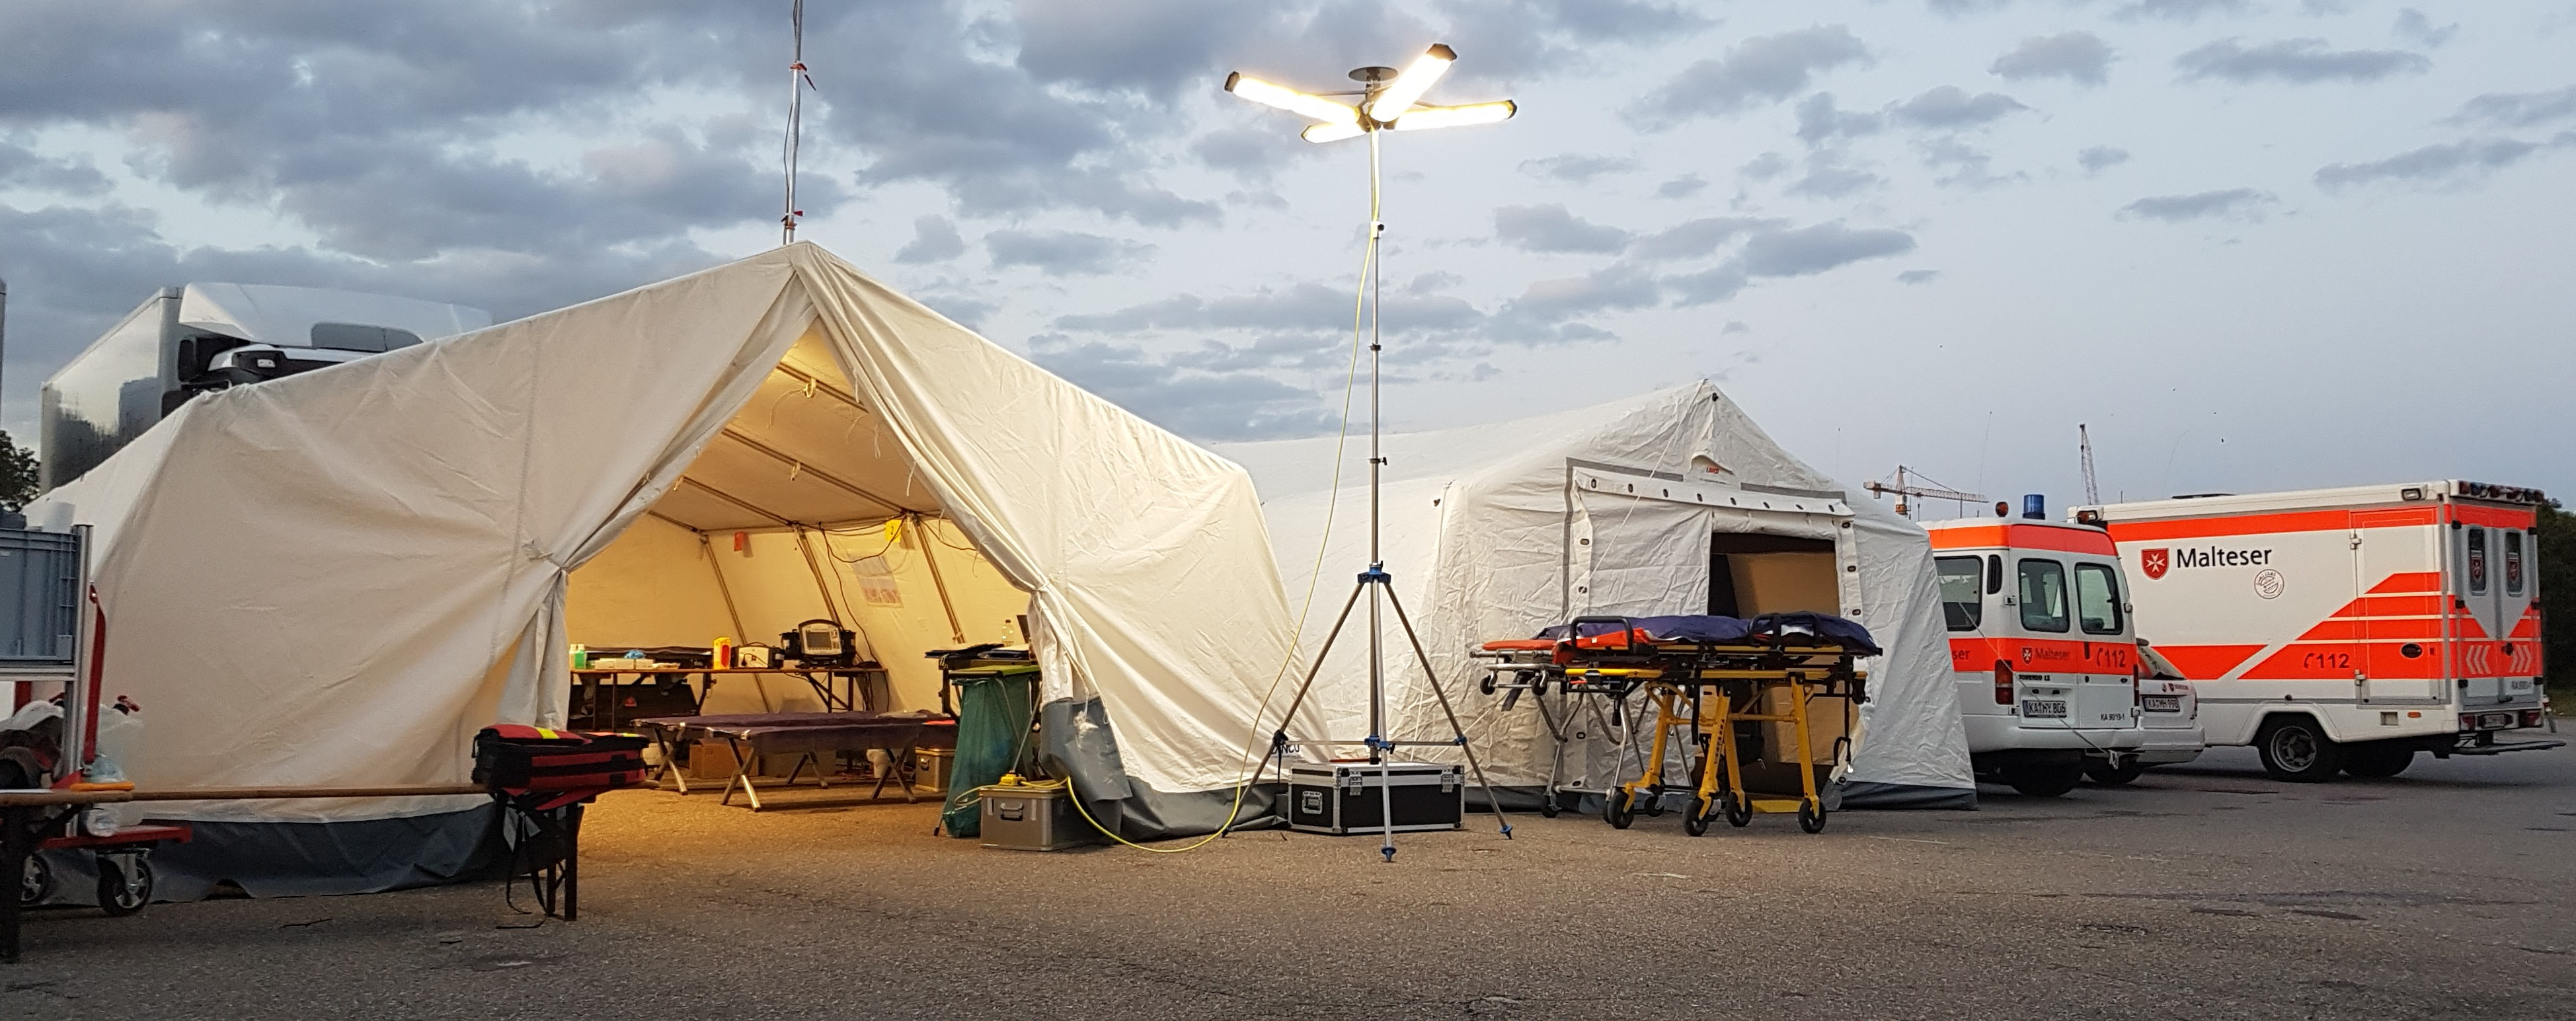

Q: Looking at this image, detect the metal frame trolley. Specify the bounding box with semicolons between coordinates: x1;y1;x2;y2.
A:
1477;615;1869;835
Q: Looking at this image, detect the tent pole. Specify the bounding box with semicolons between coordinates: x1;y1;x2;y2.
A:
700;531;769;712
911;514;968;644
792;525;845;624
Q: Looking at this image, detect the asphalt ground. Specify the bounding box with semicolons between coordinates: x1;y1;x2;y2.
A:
7;741;2576;1020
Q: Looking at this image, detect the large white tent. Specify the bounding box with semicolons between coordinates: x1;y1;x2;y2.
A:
1216;383;1977;809
27;244;1296;895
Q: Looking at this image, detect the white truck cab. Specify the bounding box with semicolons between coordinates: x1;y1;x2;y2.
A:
1926;506;2150;796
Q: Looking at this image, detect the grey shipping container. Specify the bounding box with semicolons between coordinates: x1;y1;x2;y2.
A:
0;530;81;665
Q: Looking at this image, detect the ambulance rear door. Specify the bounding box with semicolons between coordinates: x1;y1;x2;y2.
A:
2351;509;2442;703
2450;504;2540;704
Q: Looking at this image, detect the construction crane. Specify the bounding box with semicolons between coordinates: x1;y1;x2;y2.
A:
2078;424;2100;505
1864;465;1984;519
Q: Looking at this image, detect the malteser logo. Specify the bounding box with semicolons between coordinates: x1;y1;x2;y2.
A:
2140;545;2271;580
2141;548;2169;580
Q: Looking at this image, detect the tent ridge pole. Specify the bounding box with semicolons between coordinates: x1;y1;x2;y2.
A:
679;476;796;527
718;428;908;515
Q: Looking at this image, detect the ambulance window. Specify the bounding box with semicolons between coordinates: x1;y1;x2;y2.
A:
1986;554;2002;594
2466;527;2487;595
1935;556;1982;630
2504;530;2523;595
2075;562;2124;635
2017;558;2070;632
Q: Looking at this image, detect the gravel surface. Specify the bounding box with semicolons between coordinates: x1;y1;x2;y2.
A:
6;743;2575;1019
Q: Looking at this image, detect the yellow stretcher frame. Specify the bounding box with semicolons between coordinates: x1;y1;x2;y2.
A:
1606;666;1860;835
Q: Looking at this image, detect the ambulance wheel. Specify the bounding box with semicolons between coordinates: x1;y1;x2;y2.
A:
1684;794;1713;837
1604;789;1637;829
1797;800;1826;834
96;856;150;917
19;854;50;908
1724;793;1754;828
2342;744;2415;779
2002;763;2082;798
2256;716;2344;783
2084;759;2146;786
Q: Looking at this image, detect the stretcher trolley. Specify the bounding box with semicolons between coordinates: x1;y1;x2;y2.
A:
1476;613;1875;835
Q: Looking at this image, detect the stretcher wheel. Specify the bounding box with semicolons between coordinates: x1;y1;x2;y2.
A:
1479;674;1497;695
96;855;151;917
1723;793;1753;828
1684;794;1713;837
1538;793;1560;818
19;855;50;907
1604;788;1637;829
1797;800;1826;835
1642;792;1666;817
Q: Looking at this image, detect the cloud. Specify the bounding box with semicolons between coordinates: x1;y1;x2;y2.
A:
2315;137;2559;190
1887;86;2029;130
1990;32;2115;86
2078;145;2133;172
2118;188;2279;221
1194;126;1314;184
894;215;966;264
1052;283;1479;336
1720;320;1751;334
2391;9;2458;48
1027;336;1337;441
1629;217;1781;260
2453;87;2576;128
1795;93;1883;147
1740;153;1794;181
1897;269;1941;284
1494;204;1633;254
1740;223;1916;276
1433;0;1717;81
985;229;1155;276
1785;151;1882;198
1491;264;1660;336
1520;155;1644;184
1009;0;1280;101
2119;0;2251;22
1627;25;1871;129
1662;264;1748;306
1655;174;1709;198
0;143;110;196
1919;137;2025;189
2300;0;2356;14
2175;38;2431;85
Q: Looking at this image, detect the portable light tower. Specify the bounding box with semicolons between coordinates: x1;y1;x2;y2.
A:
1224;46;1516;861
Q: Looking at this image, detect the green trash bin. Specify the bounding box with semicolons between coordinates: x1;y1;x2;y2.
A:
940;665;1038;838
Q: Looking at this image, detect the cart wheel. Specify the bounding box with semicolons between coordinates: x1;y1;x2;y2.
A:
1683;794;1713;837
1478;674;1497;695
1797;800;1826;835
1724;793;1753;828
1642;791;1666;817
96;855;151;917
19;854;50;908
1604;788;1637;829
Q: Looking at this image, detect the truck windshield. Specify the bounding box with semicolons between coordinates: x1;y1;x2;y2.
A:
2076;562;2124;635
1935;556;1982;630
2017;558;2069;632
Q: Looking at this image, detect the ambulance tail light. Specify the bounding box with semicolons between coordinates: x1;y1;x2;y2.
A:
2523;709;2546;729
2458;713;2476;732
1994;662;2013;705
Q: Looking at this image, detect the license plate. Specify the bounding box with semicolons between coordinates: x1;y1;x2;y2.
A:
2477;712;2515;730
2142;695;2181;712
2021;699;2068;719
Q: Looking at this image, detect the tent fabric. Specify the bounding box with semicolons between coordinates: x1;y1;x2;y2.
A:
1214;383;1977;807
26;245;1296;852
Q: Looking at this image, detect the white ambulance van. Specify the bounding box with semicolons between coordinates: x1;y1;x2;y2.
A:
2074;481;2560;782
1925;511;2150;796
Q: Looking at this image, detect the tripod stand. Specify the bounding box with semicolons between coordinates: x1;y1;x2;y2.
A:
1261;75;1513;862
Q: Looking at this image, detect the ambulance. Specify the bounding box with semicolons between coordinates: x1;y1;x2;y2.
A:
2074;481;2561;782
1925;507;2151;796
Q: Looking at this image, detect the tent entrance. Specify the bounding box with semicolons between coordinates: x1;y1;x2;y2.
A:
1708;533;1838;618
564;325;1033;743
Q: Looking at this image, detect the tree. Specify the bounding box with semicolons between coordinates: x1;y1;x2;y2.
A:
0;432;32;511
2542;499;2574;706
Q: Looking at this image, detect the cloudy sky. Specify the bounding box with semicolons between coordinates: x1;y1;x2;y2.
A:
3;0;2571;510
